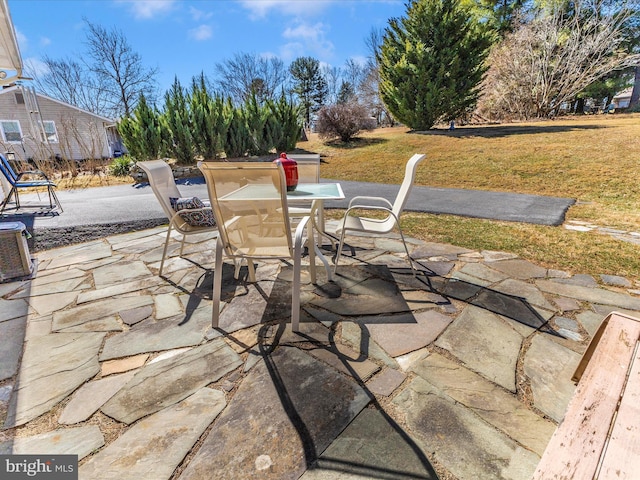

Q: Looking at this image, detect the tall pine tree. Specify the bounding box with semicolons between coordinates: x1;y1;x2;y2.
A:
163;77;194;164
378;0;493;130
289;57;328;128
117;93;163;160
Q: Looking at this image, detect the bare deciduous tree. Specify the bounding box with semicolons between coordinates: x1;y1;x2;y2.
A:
84;20;159;118
479;0;640;119
359;27;392;126
32;56;111;116
322;64;342;104
342;59;366;96
215;52;288;105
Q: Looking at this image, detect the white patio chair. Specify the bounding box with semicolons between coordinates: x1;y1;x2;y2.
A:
198;160;316;332
334;153;426;276
137;160;218;275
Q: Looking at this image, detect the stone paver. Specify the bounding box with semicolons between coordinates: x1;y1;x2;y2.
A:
77;277;163;304
523;334;581;422
488;259;547;280
101;354;149;376
52;295;153;331
179;346;370;480
364;310;453;357
119;304;153;326
0;425;104;459
409;352;556;456
99;306;212;360
2;225;639;480
537;278;640;310
436;305;523;392
0;317;26;381
27;291;78;317
302;408;438;479
366;367;407;396
92;260;153;288
10;276;87;298
101;339;241;424
81;388;226;480
0;297;29;322
4;331;105;428
58;371;136;424
394;377;540;480
41;240;113;269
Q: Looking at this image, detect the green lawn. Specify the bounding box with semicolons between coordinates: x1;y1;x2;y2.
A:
303;114;640;281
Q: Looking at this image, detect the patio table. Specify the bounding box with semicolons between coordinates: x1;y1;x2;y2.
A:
219;182;345;281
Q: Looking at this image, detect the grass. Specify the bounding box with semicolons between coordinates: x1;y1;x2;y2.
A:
306;114;640;282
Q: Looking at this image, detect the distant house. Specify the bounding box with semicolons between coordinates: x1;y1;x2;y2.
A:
612;87;633;109
0;84;125;163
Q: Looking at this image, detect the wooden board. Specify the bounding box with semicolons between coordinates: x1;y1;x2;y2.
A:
598;341;640;479
532;313;640;480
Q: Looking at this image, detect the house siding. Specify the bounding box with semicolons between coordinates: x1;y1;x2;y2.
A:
0;86;119;162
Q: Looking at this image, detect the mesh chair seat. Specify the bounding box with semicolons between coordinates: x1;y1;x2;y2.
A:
199;160;316;332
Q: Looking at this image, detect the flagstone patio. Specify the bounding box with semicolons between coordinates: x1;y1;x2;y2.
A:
1;222;639;479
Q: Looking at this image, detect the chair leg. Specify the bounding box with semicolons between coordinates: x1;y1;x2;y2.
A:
333;222;348;274
46;185;55;209
11;187;20;210
212;236;224;328
292;233;303;333
307;220;317;284
49;187;63;213
395;222;417;278
159;223;173;276
179;235;187;256
0;193;8;216
247;259;256;282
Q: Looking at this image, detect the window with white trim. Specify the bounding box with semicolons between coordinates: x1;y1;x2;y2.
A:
0;120;22;143
42;121;59;143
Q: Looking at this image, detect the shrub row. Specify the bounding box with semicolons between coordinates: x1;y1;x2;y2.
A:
118;76;303;165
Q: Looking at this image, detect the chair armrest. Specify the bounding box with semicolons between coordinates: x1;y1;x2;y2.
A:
343;204;395;221
169;207;214;224
293;215;312;246
15;170;51;181
347;196;393;210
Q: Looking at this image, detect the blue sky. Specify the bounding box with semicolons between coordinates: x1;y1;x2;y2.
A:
9;0;403;94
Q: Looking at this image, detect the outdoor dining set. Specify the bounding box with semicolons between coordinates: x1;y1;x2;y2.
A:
138;152;426;332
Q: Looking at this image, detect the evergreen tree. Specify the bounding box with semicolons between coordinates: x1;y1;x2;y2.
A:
378;0;493;130
462;0;528;36
189;73;227;159
244;91;275;155
224;101;251;158
269;92;303;152
163;77;194;164
289;56;329;127
117;93;163;160
337;81;356;104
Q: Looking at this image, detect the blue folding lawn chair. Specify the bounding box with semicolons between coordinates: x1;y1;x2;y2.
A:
0;153;62;215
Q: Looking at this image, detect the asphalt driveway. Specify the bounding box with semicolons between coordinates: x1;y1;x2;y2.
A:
1;177;575;250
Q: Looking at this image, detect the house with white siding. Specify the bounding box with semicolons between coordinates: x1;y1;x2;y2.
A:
0;84;125;163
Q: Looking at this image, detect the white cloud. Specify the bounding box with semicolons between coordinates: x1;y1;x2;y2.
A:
279;42;305;62
40;37;51;47
116;0;176;20
188;25;213;41
189;6;213;21
238;0;331;19
281;21;334;60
